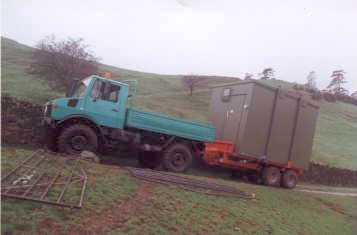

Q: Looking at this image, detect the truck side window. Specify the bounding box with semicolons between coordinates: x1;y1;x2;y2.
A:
91;80;120;103
102;83;120;103
90;80;104;99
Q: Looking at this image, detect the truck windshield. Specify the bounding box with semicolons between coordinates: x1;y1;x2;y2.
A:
72;77;92;97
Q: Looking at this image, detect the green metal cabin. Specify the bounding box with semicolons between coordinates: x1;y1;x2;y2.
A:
203;80;320;188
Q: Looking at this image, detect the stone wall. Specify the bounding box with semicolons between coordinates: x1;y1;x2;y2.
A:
1;96;44;146
300;162;357;187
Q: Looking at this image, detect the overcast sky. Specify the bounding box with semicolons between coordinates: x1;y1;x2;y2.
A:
2;0;357;91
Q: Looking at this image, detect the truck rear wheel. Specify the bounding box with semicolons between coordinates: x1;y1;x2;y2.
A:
57;124;98;155
162;143;193;172
262;167;281;186
281;170;298;189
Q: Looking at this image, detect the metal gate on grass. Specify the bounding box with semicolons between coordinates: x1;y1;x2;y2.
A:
1;149;87;209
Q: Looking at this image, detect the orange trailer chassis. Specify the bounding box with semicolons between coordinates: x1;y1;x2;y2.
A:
202;141;302;175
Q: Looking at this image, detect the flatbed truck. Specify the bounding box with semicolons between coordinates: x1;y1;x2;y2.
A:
43;75;215;172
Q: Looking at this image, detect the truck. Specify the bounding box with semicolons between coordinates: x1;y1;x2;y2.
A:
43;76;319;188
43;75;215;172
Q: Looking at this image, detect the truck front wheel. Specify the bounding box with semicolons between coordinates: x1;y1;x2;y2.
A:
57;124;98;155
162;143;193;172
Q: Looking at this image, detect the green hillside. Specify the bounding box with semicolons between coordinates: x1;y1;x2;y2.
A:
2;147;357;235
1;37;63;102
1;37;357;169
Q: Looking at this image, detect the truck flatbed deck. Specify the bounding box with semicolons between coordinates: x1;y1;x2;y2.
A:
126;108;215;142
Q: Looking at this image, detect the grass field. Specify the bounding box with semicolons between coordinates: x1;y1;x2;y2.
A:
2;146;357;235
1;36;357;170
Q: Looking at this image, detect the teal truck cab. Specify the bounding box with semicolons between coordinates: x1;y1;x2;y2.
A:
43;75;215;172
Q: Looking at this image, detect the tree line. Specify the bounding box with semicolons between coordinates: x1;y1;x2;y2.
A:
183;67;356;104
247;68;356;104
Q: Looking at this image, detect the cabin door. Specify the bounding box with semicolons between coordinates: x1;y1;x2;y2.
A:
222;94;246;143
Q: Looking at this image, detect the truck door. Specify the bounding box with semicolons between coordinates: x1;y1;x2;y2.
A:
84;79;125;128
222;94;246;143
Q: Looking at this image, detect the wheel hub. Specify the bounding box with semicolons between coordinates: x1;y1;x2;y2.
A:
70;135;87;151
287;175;296;185
172;152;186;167
268;171;279;183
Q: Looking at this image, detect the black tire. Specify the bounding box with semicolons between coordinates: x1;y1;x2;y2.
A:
138;151;162;169
262;167;281;186
43;127;58;152
57;124;98;155
162;143;193;172
281;170;298;189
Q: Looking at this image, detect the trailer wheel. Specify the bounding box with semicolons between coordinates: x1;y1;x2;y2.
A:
162;143;193;172
138;152;161;169
262;167;281;186
281;170;298;189
57;124;98;155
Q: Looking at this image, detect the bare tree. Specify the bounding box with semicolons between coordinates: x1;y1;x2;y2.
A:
29;35;100;92
305;71;317;89
244;73;254;80
327;70;348;95
259;68;275;80
182;75;209;96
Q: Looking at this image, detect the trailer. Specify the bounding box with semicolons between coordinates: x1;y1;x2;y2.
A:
202;80;319;188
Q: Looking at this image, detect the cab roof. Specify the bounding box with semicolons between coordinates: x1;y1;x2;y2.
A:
91;75;129;88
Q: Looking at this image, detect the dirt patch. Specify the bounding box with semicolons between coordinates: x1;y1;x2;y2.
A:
67;182;157;234
37;219;64;235
315;198;351;217
344;113;357;120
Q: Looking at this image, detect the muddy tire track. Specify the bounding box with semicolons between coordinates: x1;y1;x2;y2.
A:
67;182;156;235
